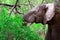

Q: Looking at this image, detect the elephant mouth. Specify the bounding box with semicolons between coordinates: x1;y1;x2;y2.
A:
23;16;45;26
23;21;32;26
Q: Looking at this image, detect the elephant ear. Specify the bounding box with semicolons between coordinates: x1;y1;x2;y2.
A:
44;3;55;24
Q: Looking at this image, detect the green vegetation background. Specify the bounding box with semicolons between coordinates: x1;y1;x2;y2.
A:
0;0;52;40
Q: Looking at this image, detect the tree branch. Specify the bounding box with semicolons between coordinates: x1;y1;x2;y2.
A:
41;0;45;4
9;0;18;16
28;0;33;9
15;8;24;14
0;3;21;7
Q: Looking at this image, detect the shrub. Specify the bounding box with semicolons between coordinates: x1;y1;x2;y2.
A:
0;7;40;40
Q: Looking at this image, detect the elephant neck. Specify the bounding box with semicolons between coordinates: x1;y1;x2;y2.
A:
47;11;60;28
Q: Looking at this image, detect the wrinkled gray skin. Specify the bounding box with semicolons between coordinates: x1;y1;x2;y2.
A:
23;4;47;24
23;3;60;40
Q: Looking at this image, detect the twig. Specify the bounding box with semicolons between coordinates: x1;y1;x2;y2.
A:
6;30;11;40
0;3;21;7
20;4;29;6
41;0;45;4
9;0;18;16
15;8;24;14
28;0;32;9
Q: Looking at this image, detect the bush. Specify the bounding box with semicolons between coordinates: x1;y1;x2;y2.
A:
0;7;40;40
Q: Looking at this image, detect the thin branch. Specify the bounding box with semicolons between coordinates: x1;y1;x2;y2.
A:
9;0;18;16
28;0;32;9
41;0;45;4
6;30;11;40
0;2;25;15
0;3;21;7
20;4;30;6
15;8;24;14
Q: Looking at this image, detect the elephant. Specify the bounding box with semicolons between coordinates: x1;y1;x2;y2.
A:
23;3;60;40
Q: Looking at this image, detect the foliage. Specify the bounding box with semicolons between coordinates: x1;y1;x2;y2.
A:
45;0;53;3
0;0;53;40
0;7;40;40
